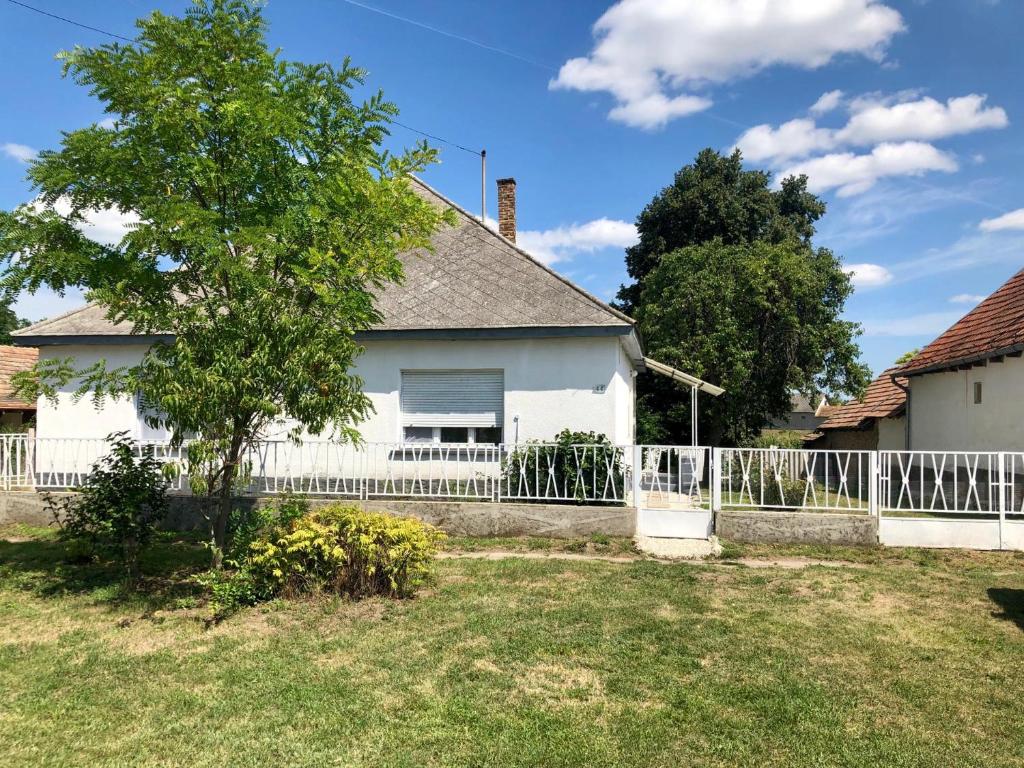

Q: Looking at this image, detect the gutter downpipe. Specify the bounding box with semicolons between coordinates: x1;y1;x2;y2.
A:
890;372;911;450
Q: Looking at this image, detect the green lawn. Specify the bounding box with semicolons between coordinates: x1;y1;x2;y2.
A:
1;526;1023;767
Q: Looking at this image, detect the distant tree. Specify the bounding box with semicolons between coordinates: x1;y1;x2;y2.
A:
615;148;825;313
0;298;28;344
0;0;450;566
895;349;920;366
637;240;869;445
623;149;868;445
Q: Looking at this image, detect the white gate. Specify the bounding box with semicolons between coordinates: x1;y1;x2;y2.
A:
633;446;713;538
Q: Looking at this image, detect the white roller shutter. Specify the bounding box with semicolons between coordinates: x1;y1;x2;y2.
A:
400;370;504;428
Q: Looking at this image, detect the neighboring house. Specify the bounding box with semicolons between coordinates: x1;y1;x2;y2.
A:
0;345;38;429
12;178;721;446
807;368;907;451
898;267;1024;451
767;394;832;432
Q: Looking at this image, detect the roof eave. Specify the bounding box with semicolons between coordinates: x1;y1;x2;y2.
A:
900;343;1024;377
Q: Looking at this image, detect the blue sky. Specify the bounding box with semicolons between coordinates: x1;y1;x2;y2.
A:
2;0;1024;376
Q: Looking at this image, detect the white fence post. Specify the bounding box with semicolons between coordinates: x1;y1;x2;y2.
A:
998;451;1006;550
711;447;722;514
868;450;879;521
631;445;642;510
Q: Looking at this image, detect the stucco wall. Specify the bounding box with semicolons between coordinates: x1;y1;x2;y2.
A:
36;336;636;444
909;356;1024;450
877;415;906;450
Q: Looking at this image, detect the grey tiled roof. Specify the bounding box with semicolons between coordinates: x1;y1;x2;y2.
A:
14;178;632;339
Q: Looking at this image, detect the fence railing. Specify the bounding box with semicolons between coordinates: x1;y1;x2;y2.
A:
719;448;874;513
2;436;1023;521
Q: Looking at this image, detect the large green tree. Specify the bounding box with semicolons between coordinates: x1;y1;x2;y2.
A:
620;149;868;445
0;0;450;564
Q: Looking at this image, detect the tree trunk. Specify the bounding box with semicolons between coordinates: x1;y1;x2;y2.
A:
209;434;245;569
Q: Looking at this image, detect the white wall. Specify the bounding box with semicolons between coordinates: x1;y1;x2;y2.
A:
909;356;1024;451
36;344;148;441
36;336;636;445
878;415;906;451
352;336;634;444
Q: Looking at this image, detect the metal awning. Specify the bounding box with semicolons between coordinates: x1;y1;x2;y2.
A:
641;357;724;446
643;358;725;396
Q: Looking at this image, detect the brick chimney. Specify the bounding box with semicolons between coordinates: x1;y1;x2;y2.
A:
496;177;516;243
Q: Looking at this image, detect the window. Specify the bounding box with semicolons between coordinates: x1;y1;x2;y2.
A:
973;381;983;405
400;370;504;444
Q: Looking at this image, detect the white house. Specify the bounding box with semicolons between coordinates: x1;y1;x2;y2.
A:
12;177;721;447
899;266;1024;451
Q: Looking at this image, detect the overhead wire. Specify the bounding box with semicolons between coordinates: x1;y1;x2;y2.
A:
3;0;483;156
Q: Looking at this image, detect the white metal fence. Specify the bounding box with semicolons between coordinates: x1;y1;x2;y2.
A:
718;448;874;513
2;436;1022;548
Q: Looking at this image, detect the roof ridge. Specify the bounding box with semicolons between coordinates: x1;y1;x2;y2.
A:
409;175;634;327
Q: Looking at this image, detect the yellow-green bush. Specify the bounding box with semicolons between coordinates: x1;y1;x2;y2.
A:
247;505;445;599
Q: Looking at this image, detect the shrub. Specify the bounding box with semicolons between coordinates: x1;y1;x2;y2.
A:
49;431;169;580
728;454;808;511
223;494;309;569
761;475;809;510
502;429;625;505
246;505;445;600
741;429;809;449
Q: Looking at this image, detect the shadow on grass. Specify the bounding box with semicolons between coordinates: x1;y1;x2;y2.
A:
0;531;209;613
987;587;1024;631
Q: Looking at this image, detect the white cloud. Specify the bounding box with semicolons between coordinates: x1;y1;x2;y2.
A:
46;198;140;246
835;94;1007;145
551;0;904;129
737;118;836;163
979;208;1024;232
517;218;639;265
779;141;957;197
949;293;986;304
861;310;964;337
606;93;712;129
845;262;893;288
736;93;1007;168
2;142;37;163
810;89;844;115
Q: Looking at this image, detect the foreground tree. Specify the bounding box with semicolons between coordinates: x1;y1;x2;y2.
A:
620;149;868;444
0;0;450;564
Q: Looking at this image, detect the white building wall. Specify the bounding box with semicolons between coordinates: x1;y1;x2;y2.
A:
36;344;148;441
877;415;906;451
36;336;636;445
909;356;1024;451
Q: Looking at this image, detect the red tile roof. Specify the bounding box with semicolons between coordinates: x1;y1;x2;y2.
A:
818;367;907;430
0;345;38;410
900;267;1024;375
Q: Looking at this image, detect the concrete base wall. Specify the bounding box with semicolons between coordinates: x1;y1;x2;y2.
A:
0;492;636;540
717;509;878;546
